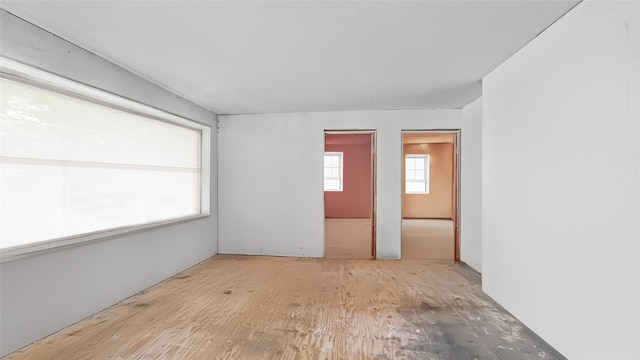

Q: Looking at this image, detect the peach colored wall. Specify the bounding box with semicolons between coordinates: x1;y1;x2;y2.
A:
402;143;453;219
324;135;372;218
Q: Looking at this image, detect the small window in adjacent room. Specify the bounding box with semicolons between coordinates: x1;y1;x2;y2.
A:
324;152;343;191
405;154;429;194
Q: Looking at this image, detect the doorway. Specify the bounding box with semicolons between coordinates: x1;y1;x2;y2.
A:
401;131;460;260
324;131;376;259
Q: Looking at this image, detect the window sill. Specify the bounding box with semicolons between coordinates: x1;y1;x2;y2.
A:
0;214;210;263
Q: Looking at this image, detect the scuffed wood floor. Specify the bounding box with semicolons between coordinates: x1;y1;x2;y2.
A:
5;255;565;360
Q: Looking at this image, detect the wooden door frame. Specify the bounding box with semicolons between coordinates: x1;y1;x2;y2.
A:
323;130;377;259
400;129;461;261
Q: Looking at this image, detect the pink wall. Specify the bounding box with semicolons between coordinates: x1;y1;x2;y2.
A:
324;134;372;218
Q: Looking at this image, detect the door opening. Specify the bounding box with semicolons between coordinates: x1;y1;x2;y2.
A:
323;130;376;259
401;130;460;261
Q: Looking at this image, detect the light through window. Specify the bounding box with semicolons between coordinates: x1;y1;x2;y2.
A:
324;152;343;191
405;154;429;194
0;67;208;251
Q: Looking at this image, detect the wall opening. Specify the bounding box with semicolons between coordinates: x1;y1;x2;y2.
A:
401;131;460;260
323;131;376;259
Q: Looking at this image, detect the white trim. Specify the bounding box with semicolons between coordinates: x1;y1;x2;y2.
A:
1;214;209;263
0;156;199;172
324;130;376;135
0;57;212;262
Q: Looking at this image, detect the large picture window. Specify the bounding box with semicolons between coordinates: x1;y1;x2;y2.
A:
0;59;210;255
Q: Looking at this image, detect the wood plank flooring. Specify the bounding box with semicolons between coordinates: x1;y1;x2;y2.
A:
402;219;455;260
325;218;373;259
5;255;564;360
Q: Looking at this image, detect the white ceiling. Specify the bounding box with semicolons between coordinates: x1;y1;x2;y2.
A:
1;1;579;115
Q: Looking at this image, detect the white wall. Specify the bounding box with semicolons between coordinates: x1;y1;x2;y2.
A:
483;2;640;359
218;109;481;260
0;10;218;356
460;97;482;272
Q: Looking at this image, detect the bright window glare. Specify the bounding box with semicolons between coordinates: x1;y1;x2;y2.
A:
323;152;342;191
405;154;429;194
0;77;202;249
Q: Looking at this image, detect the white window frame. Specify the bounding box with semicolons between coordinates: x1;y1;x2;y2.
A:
405;154;430;194
0;57;211;262
324;151;343;192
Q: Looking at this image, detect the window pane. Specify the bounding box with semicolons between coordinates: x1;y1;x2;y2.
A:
406;170;415;180
324;179;341;191
323;152;342;191
415;169;424;180
1;164;199;249
406;182;426;193
0;77;202;249
415;158;425;170
1;79;199;168
406;158;415;170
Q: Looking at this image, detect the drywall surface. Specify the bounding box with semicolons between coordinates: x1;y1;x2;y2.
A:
325;136;372;218
218;109;472;259
0;11;218;357
402;143;454;219
460;97;482;272
483;1;640;358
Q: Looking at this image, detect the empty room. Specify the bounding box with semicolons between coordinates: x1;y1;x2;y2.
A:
401;132;458;261
1;1;639;359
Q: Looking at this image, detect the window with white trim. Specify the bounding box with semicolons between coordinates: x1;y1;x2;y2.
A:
405;154;430;194
0;59;210;253
323;152;343;191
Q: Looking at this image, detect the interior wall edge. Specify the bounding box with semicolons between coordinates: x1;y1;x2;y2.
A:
482;1;640;358
460;97;482;273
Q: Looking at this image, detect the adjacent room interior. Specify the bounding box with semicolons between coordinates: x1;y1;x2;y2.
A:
401;132;457;261
324;132;375;259
1;1;639;359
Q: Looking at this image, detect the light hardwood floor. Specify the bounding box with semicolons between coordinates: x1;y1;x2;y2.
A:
5;255;564;360
325;218;373;259
402;219;455;260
